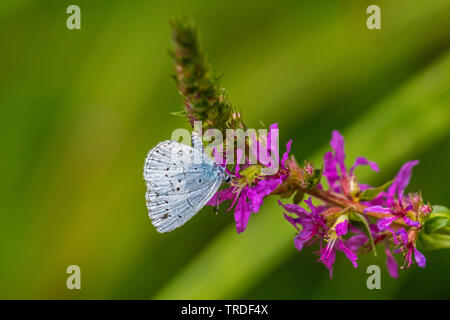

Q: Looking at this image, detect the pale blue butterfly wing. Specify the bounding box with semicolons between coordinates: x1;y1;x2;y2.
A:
144;133;227;233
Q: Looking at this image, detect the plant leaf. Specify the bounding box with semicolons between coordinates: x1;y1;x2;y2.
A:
293;190;304;204
359;180;392;201
351;212;377;256
431;205;449;214
419;232;450;251
305;166;323;189
424;205;450;234
170;110;187;117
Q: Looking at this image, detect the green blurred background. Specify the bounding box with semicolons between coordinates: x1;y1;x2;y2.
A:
0;0;449;299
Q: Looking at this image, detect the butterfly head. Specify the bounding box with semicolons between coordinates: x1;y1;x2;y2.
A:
212;162;233;184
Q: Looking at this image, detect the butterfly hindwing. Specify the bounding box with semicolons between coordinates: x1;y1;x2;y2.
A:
146;177;223;233
144;137;226;233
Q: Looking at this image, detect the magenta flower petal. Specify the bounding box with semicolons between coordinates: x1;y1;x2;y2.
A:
206;188;234;206
363;191;388;206
257;123;282;171
335;220;348;237
364;205;391;214
319;246;336;278
385;244;398;278
387;160;419;203
304;197;318;213
284;213;299;230
337;240;358;268
325;252;336;278
396;228;409;244
212;146;225;166
246;188;261;213
377;216;398;231
323;151;340;192
346;234;368;252
349;156;379;174
330;130;346;175
282;199;328;253
278;200;309;216
267;123;278;143
249;178;283;213
234;189;252;234
234;148;244;177
266;123;279;156
377;217;400;243
413;247;426;268
294;235;305;251
281;140;292;169
403;216;420;227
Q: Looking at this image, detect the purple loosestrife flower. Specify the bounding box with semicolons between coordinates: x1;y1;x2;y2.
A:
323;130;379;196
364;161;421;239
366;223;399;278
395;228;426;269
346;225;370;253
279;197;327;251
317;215;359;277
281;198;367;277
208;123;292;233
385;243;399;278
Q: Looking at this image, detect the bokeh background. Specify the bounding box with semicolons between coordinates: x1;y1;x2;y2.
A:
0;0;449;299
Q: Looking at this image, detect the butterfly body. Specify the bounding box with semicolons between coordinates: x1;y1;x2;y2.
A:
144;133;228;233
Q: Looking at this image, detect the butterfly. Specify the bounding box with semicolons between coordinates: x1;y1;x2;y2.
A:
143;132;230;233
